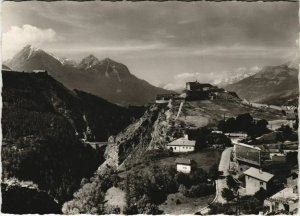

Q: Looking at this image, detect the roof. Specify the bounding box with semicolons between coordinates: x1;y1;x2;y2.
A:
244;167;274;182
175;158;191;165
167;138;196;147
186;81;213;88
234;142;261;151
256;131;282;142
268;187;298;203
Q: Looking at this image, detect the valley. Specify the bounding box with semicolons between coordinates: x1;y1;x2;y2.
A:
1;47;298;215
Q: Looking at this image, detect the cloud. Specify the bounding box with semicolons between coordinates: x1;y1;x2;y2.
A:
2;24;63;60
174;72;201;80
234;67;247;74
249;66;262;73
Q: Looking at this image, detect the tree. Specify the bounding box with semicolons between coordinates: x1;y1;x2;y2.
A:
226;118;237;132
194;127;210;150
218;120;227;132
236;113;253;132
178;184;188;196
226;176;238;191
208;203;235;215
221;188;235;202
254;187;267;203
239;196;262;214
208;164;219;180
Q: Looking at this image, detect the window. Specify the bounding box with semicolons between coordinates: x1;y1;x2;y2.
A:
260;181;264;186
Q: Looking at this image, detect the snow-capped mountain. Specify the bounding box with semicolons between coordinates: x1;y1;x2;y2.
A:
216;68;260;86
4;45;171;106
225;63;299;106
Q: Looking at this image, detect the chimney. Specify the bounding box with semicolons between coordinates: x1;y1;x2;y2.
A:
184;134;188;139
259;168;263;174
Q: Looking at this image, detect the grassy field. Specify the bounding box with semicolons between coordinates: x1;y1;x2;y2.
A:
115;149;221;214
159;192;215;214
154;149;221;172
177;100;285;128
118;149;221;178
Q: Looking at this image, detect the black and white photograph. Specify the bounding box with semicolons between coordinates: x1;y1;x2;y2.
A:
1;0;299;215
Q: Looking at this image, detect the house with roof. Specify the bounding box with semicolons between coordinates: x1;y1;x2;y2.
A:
186;81;213;92
255;131;282;144
244;167;274;195
167;136;196;153
263;186;298;214
234;143;262;167
175;158;192;174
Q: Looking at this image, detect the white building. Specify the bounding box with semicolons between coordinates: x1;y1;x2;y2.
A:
175;158;192;174
244;167;274;195
167;136;196;153
264;187;298;214
225;132;247;139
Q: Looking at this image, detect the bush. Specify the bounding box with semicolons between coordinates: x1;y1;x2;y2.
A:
186;183;214;198
221;188;235;202
226;176;238;191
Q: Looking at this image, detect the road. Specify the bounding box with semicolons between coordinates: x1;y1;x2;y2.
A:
215;147;232;203
198;147;232;214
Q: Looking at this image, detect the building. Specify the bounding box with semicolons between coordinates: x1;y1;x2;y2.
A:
155;93;179;104
244;167;274;195
167;136;196;153
32;69;48;74
186;81;212;91
234;143;262;167
175;158;192;174
225;132;247;139
269;153;286;163
264;186;298;214
255;131;283;144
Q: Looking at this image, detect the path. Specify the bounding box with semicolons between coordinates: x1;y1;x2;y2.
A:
175;101;184;120
198;147;232;214
215;147;232;203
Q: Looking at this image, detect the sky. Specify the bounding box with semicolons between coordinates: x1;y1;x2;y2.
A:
2;1;299;89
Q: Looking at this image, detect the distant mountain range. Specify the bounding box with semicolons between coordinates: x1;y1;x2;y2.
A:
4;45;170;106
217;69;259;87
225;62;299;106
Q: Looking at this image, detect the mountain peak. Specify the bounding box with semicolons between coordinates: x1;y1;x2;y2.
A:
102;57;113;62
20;44;41;57
78;54;100;69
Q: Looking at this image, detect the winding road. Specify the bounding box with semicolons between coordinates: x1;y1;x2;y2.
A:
198;147;232;214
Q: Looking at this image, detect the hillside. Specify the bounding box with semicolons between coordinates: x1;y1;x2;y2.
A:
62;97;285;214
5;45;171;106
1;70;143;213
114;98;284;168
225;63;299;106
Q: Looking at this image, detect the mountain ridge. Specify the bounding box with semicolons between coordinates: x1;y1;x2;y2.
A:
225;62;299;106
5;45;171;106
